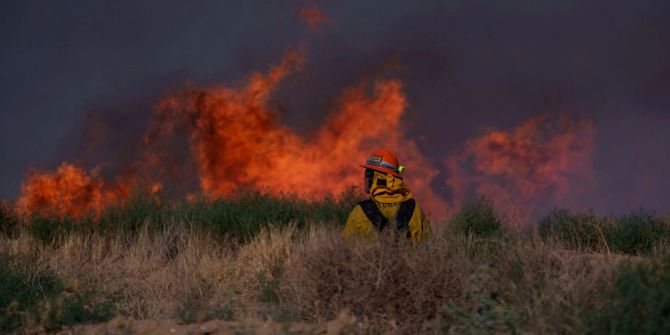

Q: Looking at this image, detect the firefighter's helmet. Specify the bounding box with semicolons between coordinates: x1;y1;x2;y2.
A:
360;149;404;178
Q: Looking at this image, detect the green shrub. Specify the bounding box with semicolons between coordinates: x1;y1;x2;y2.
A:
425;265;526;334
0;254;62;332
162;190;358;242
586;253;670;334
538;209;605;251
180;193;304;241
0;254;114;332
0;201;18;237
450;196;502;237
95;193;171;235
44;294;114;331
539;208;670;255
19;190;359;244
26;215;79;244
607;209;670;255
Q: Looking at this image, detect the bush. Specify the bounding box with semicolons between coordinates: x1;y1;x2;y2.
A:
426;265;526;335
26;215;79;243
587;253;670;334
450;196;502;237
15;194;164;244
43;294;114;331
95;192;172;235
281;234;467;333
175;280;236;324
0;201;18;237
179;190;358;242
0;254;62;332
607;209;670;255
539;208;670;255
19;190;360;244
0;254;113;333
538;209;605;251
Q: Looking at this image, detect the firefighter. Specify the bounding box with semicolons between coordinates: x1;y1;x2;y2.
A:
343;149;431;242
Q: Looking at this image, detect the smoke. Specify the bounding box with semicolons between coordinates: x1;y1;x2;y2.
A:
10;1;670;221
445;115;596;223
15;47;592;222
298;4;327;30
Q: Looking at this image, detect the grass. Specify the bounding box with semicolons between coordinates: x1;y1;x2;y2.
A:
449;195;502;237
0;193;669;333
3;189;360;244
539;208;670;255
0;254;62;332
0;254;112;333
586;253;670;334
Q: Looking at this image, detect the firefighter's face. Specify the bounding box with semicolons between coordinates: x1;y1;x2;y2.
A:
364;168;375;192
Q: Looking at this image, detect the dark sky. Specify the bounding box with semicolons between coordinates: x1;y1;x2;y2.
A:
2;0;669;212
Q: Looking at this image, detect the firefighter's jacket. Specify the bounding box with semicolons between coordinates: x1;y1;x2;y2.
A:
343;171;431;242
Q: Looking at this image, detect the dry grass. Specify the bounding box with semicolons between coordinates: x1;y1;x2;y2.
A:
0;222;637;334
1;222;232;320
281;228;625;334
281;231;466;331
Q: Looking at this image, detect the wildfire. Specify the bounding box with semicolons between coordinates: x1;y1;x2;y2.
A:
13;6;597;223
14;48;597;222
445;115;596;221
16;163;129;219
153;50;443;209
16;48;444;218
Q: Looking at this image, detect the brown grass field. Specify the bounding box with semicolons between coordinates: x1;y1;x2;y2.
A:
3;218;659;334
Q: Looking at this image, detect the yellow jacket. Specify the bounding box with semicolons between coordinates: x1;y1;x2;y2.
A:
343;171;431;242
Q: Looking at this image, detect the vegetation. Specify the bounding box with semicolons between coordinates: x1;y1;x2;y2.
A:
586;253;670;334
0;255;61;332
539;208;670;255
0;193;668;333
450;196;502;237
0;254;112;333
2;190;360;243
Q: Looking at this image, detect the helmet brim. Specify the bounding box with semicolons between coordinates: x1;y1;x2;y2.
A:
360;163;402;178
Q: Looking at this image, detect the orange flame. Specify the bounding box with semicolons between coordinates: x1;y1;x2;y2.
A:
15;48;446;219
13;5;597;222
155;50;443;212
15;47;596;222
16;163;129;219
445;115;596;221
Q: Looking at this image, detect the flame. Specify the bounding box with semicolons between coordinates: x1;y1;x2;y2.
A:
13;5;597;222
155;50;443;211
445;115;596;221
14;46;596;222
15;48;446;218
16;163;129;219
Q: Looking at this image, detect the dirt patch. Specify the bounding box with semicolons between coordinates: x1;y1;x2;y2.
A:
57;313;358;335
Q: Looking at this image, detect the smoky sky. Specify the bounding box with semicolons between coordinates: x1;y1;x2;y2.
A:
1;0;669;213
